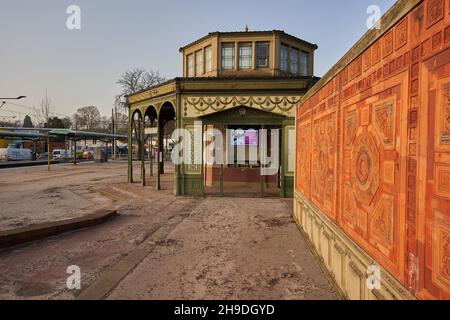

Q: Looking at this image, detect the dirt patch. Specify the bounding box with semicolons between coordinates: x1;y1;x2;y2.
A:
14;281;55;298
41;187;63;199
155;239;183;247
254;215;294;228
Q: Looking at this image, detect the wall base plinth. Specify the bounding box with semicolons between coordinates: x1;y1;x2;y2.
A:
294;192;416;300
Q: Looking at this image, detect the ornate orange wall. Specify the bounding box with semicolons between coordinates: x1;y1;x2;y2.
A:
296;0;449;299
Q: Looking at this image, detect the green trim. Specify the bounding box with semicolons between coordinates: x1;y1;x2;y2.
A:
183;175;204;196
141;116;146;187
156;117;162;190
175;92;182;196
283;176;294;198
127;106;133;183
283;124;295;176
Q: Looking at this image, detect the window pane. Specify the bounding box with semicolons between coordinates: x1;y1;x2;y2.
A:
221;44;235;70
280;45;289;72
187;54;194;77
291;48;299;74
195;50;203;76
300;51;309;75
256;43;269;68
205;47;212;72
239;43;252;69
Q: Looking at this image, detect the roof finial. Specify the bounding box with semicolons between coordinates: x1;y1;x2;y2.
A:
244;24;249;32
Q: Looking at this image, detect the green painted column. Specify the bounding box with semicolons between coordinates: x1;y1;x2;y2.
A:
150;135;154;177
160;120;165;175
73;140;77;165
156;116;161;190
127;106;133;183
280;125;285;198
141;115;146;187
260;125;265;198
175;92;182;196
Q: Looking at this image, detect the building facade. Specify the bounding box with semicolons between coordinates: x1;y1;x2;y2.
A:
127;30;318;197
294;0;450;300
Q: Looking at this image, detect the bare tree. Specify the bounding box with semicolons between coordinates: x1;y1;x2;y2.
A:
117;68;165;95
115;112;128;135
99;115;112;133
61;117;73;129
34;93;53;160
0;120;17;127
34;93;53;127
115;68;165;111
72;106;101;131
115;68;165;158
45;117;65;129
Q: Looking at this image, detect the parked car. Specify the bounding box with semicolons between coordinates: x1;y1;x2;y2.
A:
38;152;49;160
117;145;128;155
0;148;33;161
83;151;94;160
52;149;71;159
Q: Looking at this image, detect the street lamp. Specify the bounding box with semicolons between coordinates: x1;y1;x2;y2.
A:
0;96;27;109
0;96;27;100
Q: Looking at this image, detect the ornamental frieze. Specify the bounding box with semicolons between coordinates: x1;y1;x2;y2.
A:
182;95;300;117
128;82;177;104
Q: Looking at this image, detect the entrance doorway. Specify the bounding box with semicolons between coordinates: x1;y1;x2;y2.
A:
203;123;282;197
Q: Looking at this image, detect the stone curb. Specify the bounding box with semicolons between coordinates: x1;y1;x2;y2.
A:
0;209;118;250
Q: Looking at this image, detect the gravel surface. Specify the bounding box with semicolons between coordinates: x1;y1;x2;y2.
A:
0;162;337;300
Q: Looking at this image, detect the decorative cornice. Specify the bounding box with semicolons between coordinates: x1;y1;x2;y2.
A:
183;95;300;117
179;30;318;52
127;77;317;105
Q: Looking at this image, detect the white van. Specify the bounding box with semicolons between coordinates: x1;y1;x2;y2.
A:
0;148;33;161
52;149;71;159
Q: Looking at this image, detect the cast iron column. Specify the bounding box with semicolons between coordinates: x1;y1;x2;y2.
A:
141;115;146;187
159;119;165;175
156;115;161;190
260;125;265;198
127;105;133;183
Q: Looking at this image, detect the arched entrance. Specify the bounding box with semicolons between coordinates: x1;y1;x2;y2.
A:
156;101;176;190
201;106;284;197
143;106;158;186
129;109;144;184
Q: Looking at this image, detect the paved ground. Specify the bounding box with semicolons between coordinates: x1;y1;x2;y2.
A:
0;161;125;231
0;159;65;169
0;161;337;300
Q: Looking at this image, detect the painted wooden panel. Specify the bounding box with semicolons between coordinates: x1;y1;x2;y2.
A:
421;46;450;299
295;0;450;299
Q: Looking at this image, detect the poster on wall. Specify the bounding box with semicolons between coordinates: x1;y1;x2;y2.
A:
230;129;259;146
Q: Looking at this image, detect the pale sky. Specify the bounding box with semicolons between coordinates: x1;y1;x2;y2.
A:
0;0;396;121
